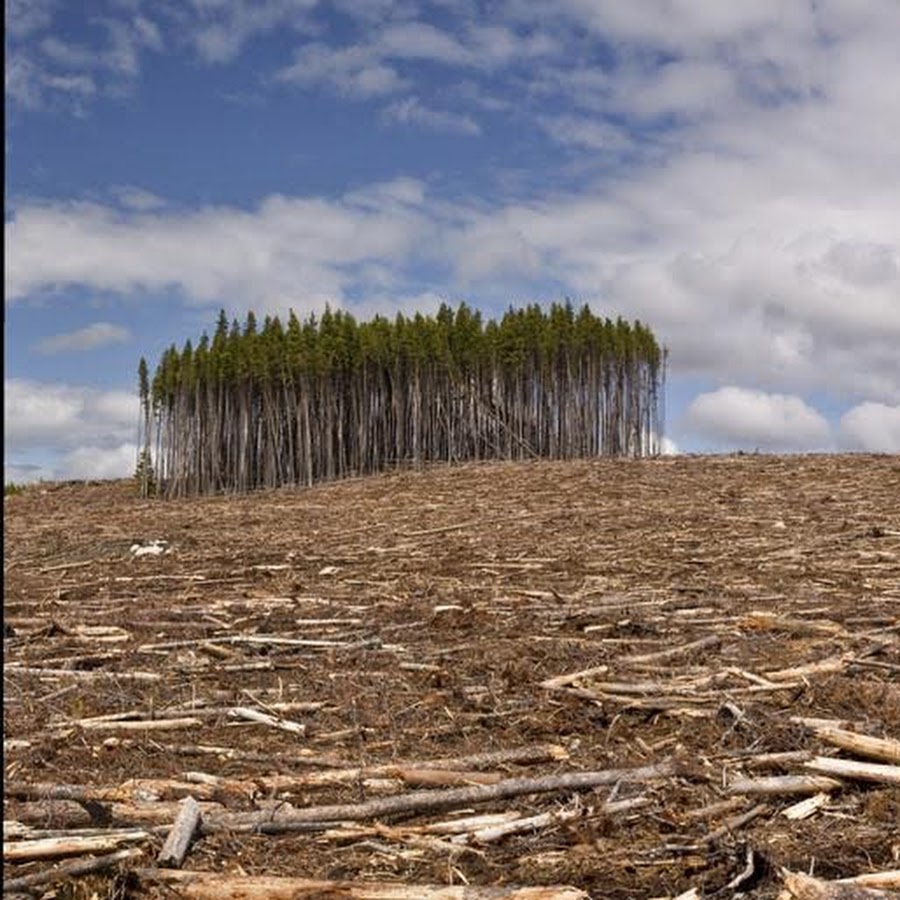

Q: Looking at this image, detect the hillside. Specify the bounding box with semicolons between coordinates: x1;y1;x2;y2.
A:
4;455;899;898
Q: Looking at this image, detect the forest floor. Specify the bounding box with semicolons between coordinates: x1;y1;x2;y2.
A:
3;454;900;900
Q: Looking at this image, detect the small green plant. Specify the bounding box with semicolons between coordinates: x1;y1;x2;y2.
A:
134;448;157;497
4;482;26;496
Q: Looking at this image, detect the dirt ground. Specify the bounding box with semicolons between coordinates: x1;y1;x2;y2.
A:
4;454;900;899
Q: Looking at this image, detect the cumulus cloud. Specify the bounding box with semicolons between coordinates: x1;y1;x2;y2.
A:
684;387;831;452
4;182;438;315
35;322;132;355
4;378;138;455
838;402;900;453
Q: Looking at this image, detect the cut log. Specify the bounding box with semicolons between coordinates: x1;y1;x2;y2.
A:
136;869;590;899
158;795;201;868
727;775;841;796
780;870;893;899
3;829;149;860
813;728;900;765
804;757;900;786
202;760;677;834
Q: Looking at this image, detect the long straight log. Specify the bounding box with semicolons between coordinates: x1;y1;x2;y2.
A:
804;757;900;786
727;775;842;796
136;869;589;899
201;760;677;834
3;829;149;860
814;728;900;764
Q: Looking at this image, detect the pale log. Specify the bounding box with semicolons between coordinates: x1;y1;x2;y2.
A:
201;760;677;834
618;634;721;666
136;869;589;899
764;656;850;682
540;666;609;690
837;872;900;890
226;706;306;735
3;829;149;860
158;795;201;868
814;728;900;764
804;756;900;786
782;793;830;820
780;870;893;899
727;775;841;796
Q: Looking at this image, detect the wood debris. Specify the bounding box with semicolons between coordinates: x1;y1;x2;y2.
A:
4;455;899;897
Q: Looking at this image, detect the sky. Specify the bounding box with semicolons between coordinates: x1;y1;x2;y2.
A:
5;0;900;483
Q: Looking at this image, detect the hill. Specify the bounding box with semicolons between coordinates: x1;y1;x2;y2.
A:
4;455;899;898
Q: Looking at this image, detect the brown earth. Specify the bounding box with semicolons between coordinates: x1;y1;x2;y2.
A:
3;454;900;899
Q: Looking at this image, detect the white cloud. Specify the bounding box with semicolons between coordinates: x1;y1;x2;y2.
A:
35;322;132;355
685;387;831;452
838;402;900;453
382;96;480;135
378;21;472;65
4;183;437;316
537;115;630;151
276;43;407;98
61;443;139;480
7;9;165;109
186;0;317;64
4;379;138;455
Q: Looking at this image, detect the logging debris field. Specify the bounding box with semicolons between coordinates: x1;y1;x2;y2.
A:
3;454;900;900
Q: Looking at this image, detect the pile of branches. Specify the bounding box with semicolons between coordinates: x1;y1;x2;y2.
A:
139;302;666;497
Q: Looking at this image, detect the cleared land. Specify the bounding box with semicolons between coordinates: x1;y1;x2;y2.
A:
3;454;899;899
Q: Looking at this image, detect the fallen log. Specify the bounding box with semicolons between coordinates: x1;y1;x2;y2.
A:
3;847;143;893
3;828;149;860
136;869;590;899
804;757;900;786
727;775;842;796
157;796;201;868
779;870;894;899
201;760;677;834
813;728;900;765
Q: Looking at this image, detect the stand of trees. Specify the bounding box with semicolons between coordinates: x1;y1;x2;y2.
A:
138;302;666;498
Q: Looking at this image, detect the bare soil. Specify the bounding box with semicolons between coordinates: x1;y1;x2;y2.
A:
4;454;899;898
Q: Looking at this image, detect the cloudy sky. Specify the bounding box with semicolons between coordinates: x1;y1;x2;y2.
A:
6;0;900;483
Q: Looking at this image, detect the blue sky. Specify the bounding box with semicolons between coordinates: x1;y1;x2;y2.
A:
6;0;900;482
